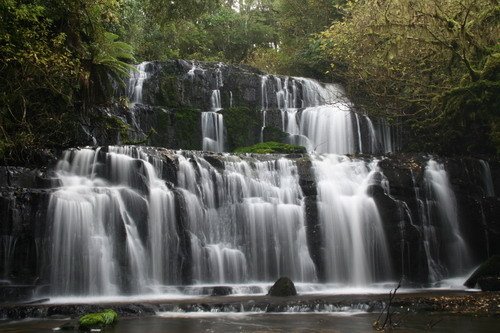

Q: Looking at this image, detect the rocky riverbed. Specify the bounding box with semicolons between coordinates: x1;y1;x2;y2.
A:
1;291;499;333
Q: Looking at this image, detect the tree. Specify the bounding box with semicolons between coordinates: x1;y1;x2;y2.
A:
320;0;500;154
0;0;135;163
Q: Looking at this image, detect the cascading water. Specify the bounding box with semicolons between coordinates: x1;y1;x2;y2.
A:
258;74;396;154
128;62;149;104
479;160;495;197
177;154;316;283
6;61;490;300
1;236;15;281
48;147;180;295
312;155;392;285
202;112;225;153
201;63;225;152
46;147;322;295
422;160;472;279
300;105;356;154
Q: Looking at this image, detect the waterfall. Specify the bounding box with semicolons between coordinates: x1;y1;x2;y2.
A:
16;61;489;299
300;106;356;154
202;63;225;152
1;236;15;281
423;160;471;278
260;75;269;142
128;62;149;104
177;154;317;283
48;147;179;295
30;145;486;296
479;160;495;197
46;147;322;295
202;112;225;153
312;155;392;285
255;74;395;154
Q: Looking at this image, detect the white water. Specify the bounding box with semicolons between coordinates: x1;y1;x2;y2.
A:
178;154;316;283
423;160;472;278
300;106;356;154
47;148;321;295
258;74;395;154
202;63;225;152
312;155;392;285
49;147;180;295
128;62;149;104
479;159;495;197
36;63;483;298
202;112;225;153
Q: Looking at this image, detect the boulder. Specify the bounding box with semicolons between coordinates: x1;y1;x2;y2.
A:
268;277;297;297
477;277;500;291
210;286;233;296
78;309;118;331
464;255;500;288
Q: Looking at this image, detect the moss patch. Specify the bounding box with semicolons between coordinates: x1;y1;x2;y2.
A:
78;309;118;330
234;141;306;154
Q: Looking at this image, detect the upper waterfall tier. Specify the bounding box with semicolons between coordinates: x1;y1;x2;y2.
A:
87;60;401;154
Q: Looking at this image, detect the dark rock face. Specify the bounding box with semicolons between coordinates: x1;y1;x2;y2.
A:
464;256;500;288
76;60;274;151
375;156;500;285
477;277;500;291
0;188;52;285
268;277;297;297
209;286;233;296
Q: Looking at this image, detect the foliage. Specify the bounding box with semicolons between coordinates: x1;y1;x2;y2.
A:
0;0;135;164
78;309;118;330
319;0;500;154
234;141;307;154
2;0;498;159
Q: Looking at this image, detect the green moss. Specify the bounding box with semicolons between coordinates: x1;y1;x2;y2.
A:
78;309;118;330
222;107;262;150
234;141;306;154
174;107;202;150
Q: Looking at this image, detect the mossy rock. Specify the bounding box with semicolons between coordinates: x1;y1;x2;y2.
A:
477;276;500;291
234;142;306;154
464;255;500;288
222;107;262;150
173;107;202;150
262;126;288;143
78;309;118;331
268;277;297;297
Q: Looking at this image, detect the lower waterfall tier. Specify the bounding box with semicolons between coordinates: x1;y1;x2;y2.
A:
0;147;498;296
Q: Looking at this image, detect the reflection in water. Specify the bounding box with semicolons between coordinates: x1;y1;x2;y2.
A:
1;313;500;333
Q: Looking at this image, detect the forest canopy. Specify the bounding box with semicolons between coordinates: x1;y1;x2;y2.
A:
1;0;499;163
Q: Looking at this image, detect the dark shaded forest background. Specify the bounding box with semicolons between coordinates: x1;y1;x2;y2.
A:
1;0;499;163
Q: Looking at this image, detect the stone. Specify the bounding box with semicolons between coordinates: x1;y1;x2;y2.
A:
78;309;118;331
268;277;297;297
464;255;500;288
477;277;500;291
210;286;233;296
